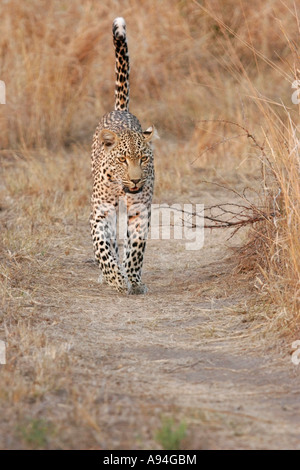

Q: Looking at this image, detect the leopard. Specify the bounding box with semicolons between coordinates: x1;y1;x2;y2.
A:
90;17;155;295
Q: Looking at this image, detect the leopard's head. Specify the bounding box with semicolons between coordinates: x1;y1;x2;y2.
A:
99;128;155;193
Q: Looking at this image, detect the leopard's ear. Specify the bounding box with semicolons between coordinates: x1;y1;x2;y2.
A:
99;129;119;149
143;126;158;142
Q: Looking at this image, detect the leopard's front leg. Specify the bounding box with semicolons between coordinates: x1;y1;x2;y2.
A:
90;202;131;294
122;201;151;294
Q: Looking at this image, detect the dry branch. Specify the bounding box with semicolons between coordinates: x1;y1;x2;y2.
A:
188;120;278;235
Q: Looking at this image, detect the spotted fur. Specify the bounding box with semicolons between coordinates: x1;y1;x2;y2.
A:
90;18;155;294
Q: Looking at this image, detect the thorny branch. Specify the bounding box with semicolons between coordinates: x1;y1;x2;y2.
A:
186;120;276;235
164;187;274;239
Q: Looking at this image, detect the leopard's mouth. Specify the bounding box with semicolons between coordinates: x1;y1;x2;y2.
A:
123;185;143;194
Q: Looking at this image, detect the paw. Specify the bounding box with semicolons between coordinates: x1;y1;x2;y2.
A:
116;285;132;295
115;278;132;295
129;283;148;295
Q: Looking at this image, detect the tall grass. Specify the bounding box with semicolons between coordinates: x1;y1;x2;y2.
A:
245;108;300;329
266;115;300;326
1;0;296;150
199;1;300;327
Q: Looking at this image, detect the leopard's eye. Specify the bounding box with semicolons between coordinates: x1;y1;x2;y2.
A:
141;155;148;163
118;156;126;163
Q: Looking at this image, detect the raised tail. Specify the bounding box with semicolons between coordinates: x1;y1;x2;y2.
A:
112;17;130;111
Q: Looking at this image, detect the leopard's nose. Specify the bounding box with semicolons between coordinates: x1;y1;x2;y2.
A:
131;178;141;185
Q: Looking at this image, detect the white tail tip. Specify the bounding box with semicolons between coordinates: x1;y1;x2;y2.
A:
113;17;126;39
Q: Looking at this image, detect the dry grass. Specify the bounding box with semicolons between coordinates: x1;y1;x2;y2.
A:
1;0;296;151
238;109;300;331
0;0;300;449
184;0;300;330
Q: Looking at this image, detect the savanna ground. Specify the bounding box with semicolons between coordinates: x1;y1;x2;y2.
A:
0;0;300;450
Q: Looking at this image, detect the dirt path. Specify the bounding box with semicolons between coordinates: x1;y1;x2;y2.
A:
23;183;297;451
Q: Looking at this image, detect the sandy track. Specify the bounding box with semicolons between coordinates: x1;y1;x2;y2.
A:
34;194;300;450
